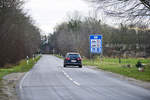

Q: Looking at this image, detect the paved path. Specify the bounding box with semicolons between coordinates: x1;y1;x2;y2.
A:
18;55;150;100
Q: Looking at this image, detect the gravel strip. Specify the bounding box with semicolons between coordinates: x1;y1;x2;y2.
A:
0;73;25;100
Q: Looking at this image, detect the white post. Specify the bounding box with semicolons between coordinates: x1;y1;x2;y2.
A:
26;56;29;64
53;49;55;55
32;54;35;61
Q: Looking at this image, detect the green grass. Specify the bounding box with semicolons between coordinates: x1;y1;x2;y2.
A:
54;54;63;59
83;57;150;82
0;56;41;80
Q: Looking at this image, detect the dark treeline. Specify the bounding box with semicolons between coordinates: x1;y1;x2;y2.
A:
48;16;150;58
0;0;41;67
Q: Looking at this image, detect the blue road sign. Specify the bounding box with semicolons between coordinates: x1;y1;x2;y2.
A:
90;35;102;54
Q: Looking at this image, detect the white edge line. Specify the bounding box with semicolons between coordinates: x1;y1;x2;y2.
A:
19;71;30;90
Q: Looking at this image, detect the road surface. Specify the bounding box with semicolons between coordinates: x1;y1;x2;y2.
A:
18;55;150;100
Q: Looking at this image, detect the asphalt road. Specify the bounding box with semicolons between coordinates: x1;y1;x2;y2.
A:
18;55;150;100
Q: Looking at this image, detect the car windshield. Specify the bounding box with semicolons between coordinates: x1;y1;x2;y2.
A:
67;54;80;58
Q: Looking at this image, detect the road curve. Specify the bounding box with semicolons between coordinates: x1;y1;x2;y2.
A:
18;55;150;100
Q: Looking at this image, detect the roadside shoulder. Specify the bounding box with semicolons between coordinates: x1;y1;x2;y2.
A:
86;65;150;91
1;73;25;100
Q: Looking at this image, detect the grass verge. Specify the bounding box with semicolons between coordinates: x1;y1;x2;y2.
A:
0;56;41;80
54;54;63;59
83;57;150;82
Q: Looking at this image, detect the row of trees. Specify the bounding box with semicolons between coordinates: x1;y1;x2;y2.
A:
48;14;150;58
0;0;41;67
47;0;150;58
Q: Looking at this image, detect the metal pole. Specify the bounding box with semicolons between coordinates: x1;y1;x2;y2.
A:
100;35;103;63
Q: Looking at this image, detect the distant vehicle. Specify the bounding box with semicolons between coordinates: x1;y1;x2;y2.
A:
64;52;82;68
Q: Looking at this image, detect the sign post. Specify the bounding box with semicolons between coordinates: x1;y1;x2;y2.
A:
90;35;103;62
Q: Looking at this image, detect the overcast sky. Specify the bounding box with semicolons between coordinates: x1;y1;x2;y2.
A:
23;0;92;34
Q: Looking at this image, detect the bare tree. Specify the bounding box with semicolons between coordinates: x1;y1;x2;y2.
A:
85;0;150;23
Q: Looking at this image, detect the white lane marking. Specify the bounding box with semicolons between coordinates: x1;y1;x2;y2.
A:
64;72;67;76
73;81;80;86
61;68;80;86
66;75;70;78
69;77;73;81
19;71;30;89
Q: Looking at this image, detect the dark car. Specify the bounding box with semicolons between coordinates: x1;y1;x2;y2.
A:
64;53;82;68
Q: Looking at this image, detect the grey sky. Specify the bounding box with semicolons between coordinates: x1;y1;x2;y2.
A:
24;0;92;34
